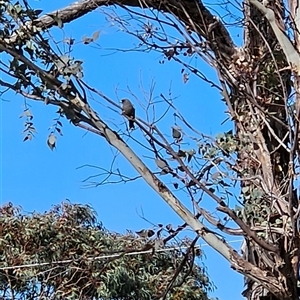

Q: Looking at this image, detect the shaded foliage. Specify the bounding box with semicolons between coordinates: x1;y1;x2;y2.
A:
0;202;212;300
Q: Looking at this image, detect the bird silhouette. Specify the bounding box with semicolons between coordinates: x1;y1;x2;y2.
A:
121;99;135;129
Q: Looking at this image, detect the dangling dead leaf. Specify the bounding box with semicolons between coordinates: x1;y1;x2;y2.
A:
173;182;179;189
172;127;182;139
92;30;101;41
23;134;32;142
136;229;155;238
47;134;56;150
183;73;189;84
177;150;186;158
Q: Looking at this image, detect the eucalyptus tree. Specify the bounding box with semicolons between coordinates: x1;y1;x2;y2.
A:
0;202;212;299
1;0;299;299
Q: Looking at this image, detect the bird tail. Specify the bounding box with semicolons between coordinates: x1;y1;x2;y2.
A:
129;120;135;129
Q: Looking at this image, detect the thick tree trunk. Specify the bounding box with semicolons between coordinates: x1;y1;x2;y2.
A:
240;0;298;299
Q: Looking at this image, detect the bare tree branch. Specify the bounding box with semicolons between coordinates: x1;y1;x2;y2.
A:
6;0;236;61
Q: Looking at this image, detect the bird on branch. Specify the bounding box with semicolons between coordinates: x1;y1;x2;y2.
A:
121;98;135;130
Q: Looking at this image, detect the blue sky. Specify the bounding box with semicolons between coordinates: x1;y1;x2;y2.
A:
1;0;244;299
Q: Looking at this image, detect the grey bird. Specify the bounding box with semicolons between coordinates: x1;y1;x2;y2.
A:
121;99;135;129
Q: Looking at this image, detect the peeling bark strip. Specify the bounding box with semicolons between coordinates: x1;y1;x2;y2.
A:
249;0;300;72
239;0;299;298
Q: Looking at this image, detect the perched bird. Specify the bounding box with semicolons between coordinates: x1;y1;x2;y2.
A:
121;99;135;129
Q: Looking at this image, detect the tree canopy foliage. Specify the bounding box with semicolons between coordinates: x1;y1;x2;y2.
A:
0;202;213;299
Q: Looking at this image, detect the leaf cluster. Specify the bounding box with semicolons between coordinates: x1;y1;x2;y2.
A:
0;202;212;300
